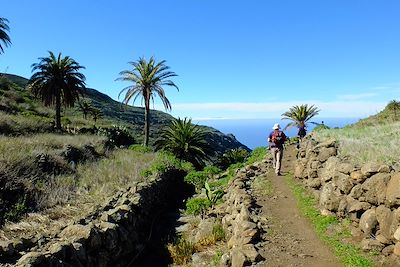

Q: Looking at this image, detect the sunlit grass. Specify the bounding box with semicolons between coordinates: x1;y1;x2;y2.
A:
313;122;400;169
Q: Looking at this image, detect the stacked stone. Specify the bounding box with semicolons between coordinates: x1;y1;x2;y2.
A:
295;137;400;260
0;169;184;267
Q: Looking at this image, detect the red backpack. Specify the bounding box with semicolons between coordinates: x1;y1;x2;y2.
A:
271;130;286;145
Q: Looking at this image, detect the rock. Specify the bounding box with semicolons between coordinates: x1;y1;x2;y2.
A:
348;200;371;213
350;170;366;183
59;224;93;243
376;205;393;240
382;245;394;256
231;248;246;267
361;162;381;177
320;157;340;182
194;218;216;244
294;164;306;179
359;209;377;235
314;138;336;149
319;182;341;211
338;162;356;174
376;234;390;245
394;226;400;241
307;178;321;188
72;242;87;262
394;242;400;256
349;184;363;199
361;238;384;251
220;253;231;267
361;173;390;205
318;147;337;163
192;252;211;266
241;244;263;262
386;173;400;207
332;172;354;194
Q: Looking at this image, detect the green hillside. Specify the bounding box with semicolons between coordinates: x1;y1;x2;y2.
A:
0;73;249;155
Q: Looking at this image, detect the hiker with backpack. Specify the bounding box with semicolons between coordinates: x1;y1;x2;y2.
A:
268;123;287;176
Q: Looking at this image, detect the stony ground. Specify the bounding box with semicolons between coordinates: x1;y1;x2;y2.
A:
254;145;340;267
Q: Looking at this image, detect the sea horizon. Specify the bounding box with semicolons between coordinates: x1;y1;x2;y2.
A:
195;117;361;150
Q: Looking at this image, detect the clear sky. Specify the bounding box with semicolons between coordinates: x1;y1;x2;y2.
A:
1;0;399;120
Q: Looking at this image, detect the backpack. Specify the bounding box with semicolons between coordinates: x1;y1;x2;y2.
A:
271;131;286;145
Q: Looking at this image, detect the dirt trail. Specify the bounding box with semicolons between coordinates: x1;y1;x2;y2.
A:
255;145;341;267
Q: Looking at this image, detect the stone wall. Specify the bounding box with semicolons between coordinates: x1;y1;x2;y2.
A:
0;168;186;267
295;137;400;258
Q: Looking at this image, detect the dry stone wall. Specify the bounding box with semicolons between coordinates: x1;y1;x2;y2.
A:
295;137;400;258
0;168;186;267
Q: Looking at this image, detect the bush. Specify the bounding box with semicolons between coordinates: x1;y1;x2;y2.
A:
184;171;208;192
245;147;267;165
167;238;197;265
99;125;135;148
216;148;249;169
185;197;211;215
129;144;153;153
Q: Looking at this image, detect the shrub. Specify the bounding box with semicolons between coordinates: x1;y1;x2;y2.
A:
184;171;208;192
245;147;267;165
167;238;197;265
216;148;249;170
99;125;135;148
129;144;153;153
185;197;211;215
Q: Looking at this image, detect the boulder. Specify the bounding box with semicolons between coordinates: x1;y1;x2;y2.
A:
361;238;384;251
394;242;400;256
231;248;246;267
320;157;340;182
376;205;393;240
382;245;394;256
332;172;354;194
359;209;377;235
350;170;366;183
349;184;363;199
361;173;390;205
193;218;216;244
314;138;336;149
348;200;371;213
59;224;93;243
361;162;389;177
306;178;321;188
241;244;263;262
338;162;356;174
294;164;306;179
386;173;400;207
319;182;341;211
318;147;337;163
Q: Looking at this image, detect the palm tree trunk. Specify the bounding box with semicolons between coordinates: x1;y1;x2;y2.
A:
144;98;150;146
55;91;62;130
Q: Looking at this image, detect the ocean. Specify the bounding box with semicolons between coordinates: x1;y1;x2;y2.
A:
195;118;360;150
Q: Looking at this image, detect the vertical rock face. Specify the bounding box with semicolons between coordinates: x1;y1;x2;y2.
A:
295;136;400;258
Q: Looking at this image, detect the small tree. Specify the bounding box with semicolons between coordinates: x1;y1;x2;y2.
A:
77;100;93;119
90;107;103;123
155;118;210;169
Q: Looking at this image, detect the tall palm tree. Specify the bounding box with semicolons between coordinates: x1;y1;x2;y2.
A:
281;104;320;130
28;51;86;130
155;118;210;169
117;56;178;146
0;17;11;54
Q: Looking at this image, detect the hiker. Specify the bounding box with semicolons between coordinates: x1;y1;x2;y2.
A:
268;123;287;176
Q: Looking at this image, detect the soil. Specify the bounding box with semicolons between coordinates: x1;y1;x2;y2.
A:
255;145;341;267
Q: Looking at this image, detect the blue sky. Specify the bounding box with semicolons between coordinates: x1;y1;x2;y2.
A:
1;0;400;120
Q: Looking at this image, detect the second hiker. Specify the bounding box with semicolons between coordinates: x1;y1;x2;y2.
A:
268;123;287;176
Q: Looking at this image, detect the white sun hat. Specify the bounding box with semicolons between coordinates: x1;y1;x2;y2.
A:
272;123;280;130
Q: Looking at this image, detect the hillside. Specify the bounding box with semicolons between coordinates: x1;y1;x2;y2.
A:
0;73;249;155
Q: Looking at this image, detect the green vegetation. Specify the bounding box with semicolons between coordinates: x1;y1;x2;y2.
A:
167;238;197;265
28;51;86;130
286;175;374;267
185;197;212;215
117;56;179;146
156;117;210;169
282;104;320;131
0;17;11;54
216;147;248;169
253;175;273;196
313;121;400;168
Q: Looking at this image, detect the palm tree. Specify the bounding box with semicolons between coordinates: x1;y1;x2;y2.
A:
28;51;86;130
90;107;103;123
77;99;93;119
281;104;320;130
117;56;178;146
0;17;11;54
155;118;210;169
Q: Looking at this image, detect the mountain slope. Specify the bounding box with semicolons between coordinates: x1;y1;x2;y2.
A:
1;73;250;156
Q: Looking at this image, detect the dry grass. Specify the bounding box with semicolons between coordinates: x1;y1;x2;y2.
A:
313;121;400;169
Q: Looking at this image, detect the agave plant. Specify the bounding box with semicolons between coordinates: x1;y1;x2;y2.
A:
155;117;210;169
281;104;320;130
